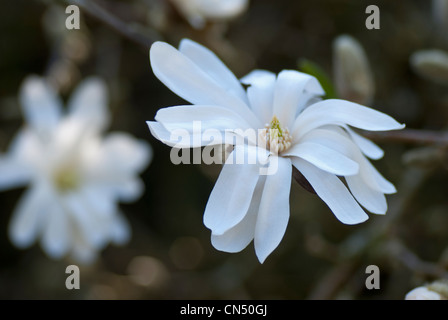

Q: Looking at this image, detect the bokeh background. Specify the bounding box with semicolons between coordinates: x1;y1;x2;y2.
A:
1;0;448;300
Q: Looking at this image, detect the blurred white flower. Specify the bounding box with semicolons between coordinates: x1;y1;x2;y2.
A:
410;49;448;86
147;39;404;263
0;76;151;263
333;34;375;105
405;286;446;300
171;0;249;29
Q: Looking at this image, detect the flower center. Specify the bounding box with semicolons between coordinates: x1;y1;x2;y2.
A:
53;167;80;193
260;116;292;153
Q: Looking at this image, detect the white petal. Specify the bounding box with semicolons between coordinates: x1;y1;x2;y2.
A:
154;105;254;147
344;126;384;160
254;156;291;263
19;76;62;137
283;141;359;176
101;133;152;174
79;185;117;218
211;176;265;253
67;77;109;130
156;105;252;133
357;153;397;194
292;99;405;139
346;174;387;214
292;158;369;225
63;192;107;249
0;157;31;191
109;212;131;245
315;125;395;194
179;39;248;104
41;200;71;259
147;121;179;147
115;178;144;202
273;70;324;128
241;69;276;124
8;184;50;248
298;128;358;158
150;41;260;128
203;145;261;235
8;129;45;170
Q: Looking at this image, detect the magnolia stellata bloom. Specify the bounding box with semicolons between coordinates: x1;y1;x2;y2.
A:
147;39;404;263
0;76;151;263
171;0;249;29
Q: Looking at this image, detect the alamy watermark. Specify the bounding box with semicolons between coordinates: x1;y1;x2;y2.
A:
167;121;280;175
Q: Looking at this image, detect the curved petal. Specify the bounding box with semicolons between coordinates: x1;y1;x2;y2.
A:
19;76;62;138
149;41;260;128
284;141;359;176
109;212;131;245
344;126;384;160
179;39;248;104
100;133;152;174
346;174;387;214
8;183;51;248
203;145;261;235
298;128;359;158
211;175;265;253
241;69;276;124
254;156;292;263
40;199;71;259
273;70;324;128
315;125;395;194
292;99;405;139
67;77;109;131
0;157;31;191
292;158;369;225
64;192;112;250
154;105;255;147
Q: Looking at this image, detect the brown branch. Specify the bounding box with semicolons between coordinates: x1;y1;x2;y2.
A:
63;0;160;49
362;129;448;146
307;167;430;299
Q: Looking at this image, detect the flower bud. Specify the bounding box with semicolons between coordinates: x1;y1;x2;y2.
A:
410;49;448;85
171;0;249;29
333;35;375;105
433;0;448;29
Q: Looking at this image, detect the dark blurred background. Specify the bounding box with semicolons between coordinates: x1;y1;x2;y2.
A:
0;0;447;300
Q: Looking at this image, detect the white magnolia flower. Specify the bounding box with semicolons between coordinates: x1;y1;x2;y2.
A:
405;286;446;300
0;76;151;263
147;39;404;263
171;0;249;29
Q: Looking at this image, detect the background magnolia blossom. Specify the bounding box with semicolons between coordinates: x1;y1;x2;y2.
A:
0;76;151;263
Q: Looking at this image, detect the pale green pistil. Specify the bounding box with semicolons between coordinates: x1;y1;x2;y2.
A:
54;167;80;192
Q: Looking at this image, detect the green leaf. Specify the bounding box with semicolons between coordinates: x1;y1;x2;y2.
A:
298;59;337;99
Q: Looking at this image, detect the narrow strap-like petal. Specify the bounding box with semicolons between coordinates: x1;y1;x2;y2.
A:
241;69;276;124
203;145;261;235
179;39;248;105
254;156;292;263
211;175;266;253
19;76;62;139
292;99;405;139
273;70;324;129
283;141;359;176
292;158;369;225
150;41;260;128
